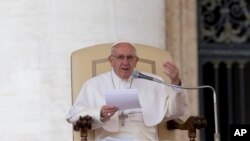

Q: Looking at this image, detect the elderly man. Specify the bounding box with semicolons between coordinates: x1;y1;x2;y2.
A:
67;42;188;141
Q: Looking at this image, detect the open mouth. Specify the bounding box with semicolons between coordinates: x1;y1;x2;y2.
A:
121;67;129;71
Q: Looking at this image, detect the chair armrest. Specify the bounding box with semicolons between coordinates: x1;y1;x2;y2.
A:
73;116;92;141
167;116;207;141
73;115;207;141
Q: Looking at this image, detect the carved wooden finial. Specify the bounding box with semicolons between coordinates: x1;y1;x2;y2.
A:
73;116;92;141
167;116;207;141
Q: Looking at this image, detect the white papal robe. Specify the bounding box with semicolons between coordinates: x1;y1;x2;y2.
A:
67;69;188;141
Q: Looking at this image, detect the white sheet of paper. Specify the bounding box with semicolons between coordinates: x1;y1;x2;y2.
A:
105;89;141;110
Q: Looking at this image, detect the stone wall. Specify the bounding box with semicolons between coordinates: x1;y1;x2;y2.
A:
0;0;166;141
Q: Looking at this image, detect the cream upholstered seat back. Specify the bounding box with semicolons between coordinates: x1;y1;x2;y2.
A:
71;43;179;141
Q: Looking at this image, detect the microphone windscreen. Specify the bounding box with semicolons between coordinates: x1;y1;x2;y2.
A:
132;71;139;78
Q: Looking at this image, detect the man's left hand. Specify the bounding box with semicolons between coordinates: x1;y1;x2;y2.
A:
163;61;181;85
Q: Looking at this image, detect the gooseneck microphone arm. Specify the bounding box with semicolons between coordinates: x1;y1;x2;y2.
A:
132;71;220;141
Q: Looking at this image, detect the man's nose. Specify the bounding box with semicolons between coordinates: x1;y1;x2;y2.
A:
121;57;129;64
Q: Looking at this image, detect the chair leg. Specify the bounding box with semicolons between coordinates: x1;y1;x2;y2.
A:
188;125;196;141
190;138;195;141
80;129;88;141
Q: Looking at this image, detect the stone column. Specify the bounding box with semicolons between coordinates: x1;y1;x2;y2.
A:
166;0;199;140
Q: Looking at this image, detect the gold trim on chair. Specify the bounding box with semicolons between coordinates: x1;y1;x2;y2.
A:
92;58;108;77
138;58;156;74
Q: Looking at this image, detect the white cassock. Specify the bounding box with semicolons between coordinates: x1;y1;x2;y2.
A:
66;69;188;141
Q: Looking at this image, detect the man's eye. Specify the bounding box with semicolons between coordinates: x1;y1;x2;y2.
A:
127;56;134;60
117;56;125;59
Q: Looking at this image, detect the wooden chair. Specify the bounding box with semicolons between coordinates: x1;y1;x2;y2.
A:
70;43;207;141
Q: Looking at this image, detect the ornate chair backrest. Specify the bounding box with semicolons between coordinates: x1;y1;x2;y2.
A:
71;43;180;141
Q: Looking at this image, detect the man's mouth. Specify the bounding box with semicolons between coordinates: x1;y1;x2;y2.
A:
121;67;129;71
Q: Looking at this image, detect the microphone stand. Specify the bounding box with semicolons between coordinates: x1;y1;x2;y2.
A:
152;78;220;141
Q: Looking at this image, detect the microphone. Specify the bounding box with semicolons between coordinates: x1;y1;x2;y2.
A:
132;70;220;141
132;71;163;83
